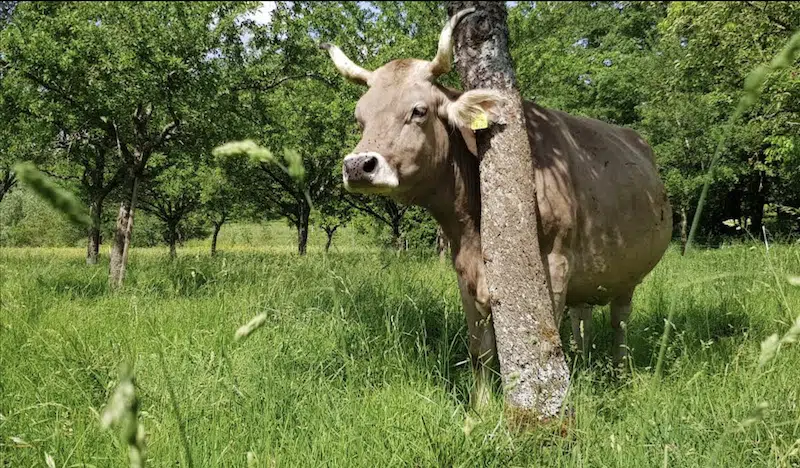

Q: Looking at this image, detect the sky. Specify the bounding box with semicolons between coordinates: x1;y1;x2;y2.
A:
242;1;277;26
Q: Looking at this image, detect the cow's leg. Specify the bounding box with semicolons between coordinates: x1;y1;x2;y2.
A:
569;304;593;358
611;290;635;369
457;276;496;409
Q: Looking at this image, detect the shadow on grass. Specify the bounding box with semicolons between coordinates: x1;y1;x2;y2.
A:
555;292;753;386
34;264;109;300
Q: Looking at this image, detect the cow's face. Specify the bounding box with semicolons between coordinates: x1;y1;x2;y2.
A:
320;9;502;200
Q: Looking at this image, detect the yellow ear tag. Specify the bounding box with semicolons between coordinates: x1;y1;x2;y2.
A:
470;111;489;130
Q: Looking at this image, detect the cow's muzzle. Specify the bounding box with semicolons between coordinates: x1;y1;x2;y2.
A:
342;152;398;193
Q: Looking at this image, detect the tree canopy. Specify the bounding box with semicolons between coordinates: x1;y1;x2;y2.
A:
1;1;799;264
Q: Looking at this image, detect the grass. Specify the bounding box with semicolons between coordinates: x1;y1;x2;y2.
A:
1;225;799;467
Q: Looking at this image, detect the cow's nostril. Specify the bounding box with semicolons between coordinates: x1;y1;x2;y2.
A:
363;156;377;173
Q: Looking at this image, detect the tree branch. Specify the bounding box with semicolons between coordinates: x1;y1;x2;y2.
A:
40;168;81;183
18;69;109;127
154;119;180;149
258;187;298;223
259;162;303;203
343;195;392;226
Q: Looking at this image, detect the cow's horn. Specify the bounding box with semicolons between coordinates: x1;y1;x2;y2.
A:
429;7;476;78
319;43;373;87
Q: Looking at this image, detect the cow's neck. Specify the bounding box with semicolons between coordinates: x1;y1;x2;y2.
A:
420;133;482;266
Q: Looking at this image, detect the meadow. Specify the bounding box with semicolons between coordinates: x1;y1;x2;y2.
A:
1;224;799;467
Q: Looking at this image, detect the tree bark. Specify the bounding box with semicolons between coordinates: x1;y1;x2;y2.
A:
211;222;222;257
109;176;139;289
0;170;16;204
746;170;768;238
324;227;337;253
448;1;569;423
680;206;688;255
87;197;102;265
168;224;178;260
391;221;403;251
436;225;449;263
297;205;310;255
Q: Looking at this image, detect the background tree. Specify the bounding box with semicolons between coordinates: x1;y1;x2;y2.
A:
314;191;353;253
3;0;800;256
0;1;253;285
654;2;800;240
435;225;450;263
138;154;205;259
345;195;410;251
47;129;126;263
200;164;249;257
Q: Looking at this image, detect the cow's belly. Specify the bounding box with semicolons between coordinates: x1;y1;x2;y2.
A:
562;217;671;306
534;155;673;307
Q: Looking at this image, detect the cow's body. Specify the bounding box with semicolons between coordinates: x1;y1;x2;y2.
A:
522;101;672;310
415;94;671;387
320;9;672;404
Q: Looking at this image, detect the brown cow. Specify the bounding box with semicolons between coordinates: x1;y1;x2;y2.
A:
321;10;672;401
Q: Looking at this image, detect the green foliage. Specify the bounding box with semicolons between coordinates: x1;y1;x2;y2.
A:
686;29;800;252
402;206;439;251
3;0;800;252
0;186;84;246
506;1;800;243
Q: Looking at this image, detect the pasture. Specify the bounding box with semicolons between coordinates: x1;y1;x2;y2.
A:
1;225;799;467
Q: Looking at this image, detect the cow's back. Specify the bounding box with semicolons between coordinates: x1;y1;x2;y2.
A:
523;101;672;306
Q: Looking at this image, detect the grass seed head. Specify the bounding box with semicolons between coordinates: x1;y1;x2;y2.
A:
780;315;800;345
235;313;268;342
758;333;780;369
13;161;92;227
213;140;275;165
739;401;769;430
100;363;146;468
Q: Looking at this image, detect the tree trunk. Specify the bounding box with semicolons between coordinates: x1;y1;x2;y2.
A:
391;221;403;251
324;227;336;253
449;1;569;424
211;222;222;257
168;225;177;260
0;170;16;204
297;205;310;255
109;177;139;289
87;198;102;265
747;171;768;238
680;206;688;256
436;225;449;263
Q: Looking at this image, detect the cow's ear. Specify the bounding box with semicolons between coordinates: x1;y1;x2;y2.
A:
446;89;504;130
446;90;504;157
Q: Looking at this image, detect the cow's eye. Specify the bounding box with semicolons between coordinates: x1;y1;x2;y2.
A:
411;106;428;119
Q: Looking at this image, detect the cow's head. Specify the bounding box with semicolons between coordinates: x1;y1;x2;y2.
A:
320;8;503;200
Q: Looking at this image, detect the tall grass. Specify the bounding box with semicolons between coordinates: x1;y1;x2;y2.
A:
1;233;799;466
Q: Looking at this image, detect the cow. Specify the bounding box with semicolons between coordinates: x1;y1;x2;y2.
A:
320;9;672;402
